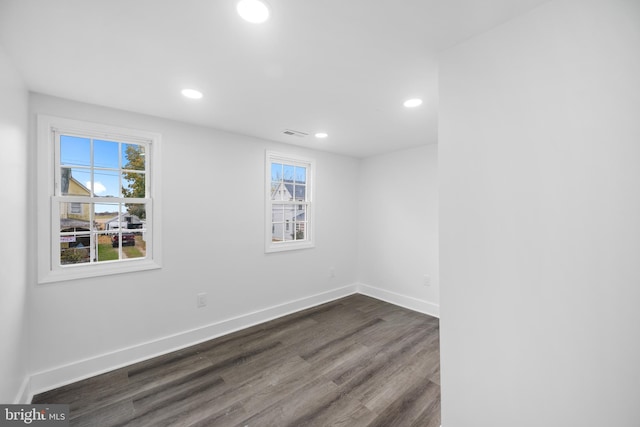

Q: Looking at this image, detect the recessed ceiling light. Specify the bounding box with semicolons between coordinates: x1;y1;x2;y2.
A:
315;132;328;139
403;98;423;108
237;0;270;23
181;89;203;99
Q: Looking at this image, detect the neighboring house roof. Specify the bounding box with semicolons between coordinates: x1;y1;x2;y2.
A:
60;218;91;229
284;183;305;200
69;176;91;195
106;213;142;225
61;167;91;196
271;180;306;201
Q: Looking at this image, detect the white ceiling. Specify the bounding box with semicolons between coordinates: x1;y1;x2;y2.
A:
0;0;550;158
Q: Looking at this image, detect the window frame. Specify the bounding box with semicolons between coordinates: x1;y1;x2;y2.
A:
37;115;162;283
265;150;315;253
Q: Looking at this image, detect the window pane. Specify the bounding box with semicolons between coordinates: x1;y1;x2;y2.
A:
61;168;91;196
282;205;295;227
271;203;284;242
295;222;306;241
272;223;284;242
92;169;119;197
93;201;119;219
95;232;120;262
60;202;91;230
123;237;145;259
60;135;90;167
272;184;289;201
123;143;145;171
283;164;294;181
271;163;283;182
60;243;90;265
296;205;306;221
104;207;142;230
110;228;145;260
59;202;91;265
94;139;119;169
293;184;306;201
294;166;306;184
99;204;125;260
271;181;280;200
284;224;294;241
282;183;294;201
283;205;296;241
95;203;119;230
272;204;284;223
123;171;145;198
123;203;146;223
124;204;145;258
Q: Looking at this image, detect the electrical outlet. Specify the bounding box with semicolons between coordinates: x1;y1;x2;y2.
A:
423;275;431;287
197;292;207;308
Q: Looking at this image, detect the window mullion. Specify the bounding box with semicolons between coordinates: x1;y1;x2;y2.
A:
54;130;62;196
51;199;60;271
89;206;96;262
54;195;147;204
145;144;150;198
118;141;123;198
90;137;94;197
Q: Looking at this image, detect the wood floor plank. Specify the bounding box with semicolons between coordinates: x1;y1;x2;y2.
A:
131;368;226;415
289;394;377;427
31;294;440;426
32;368;131;421
236;376;340;427
299;317;385;360
70;398;135;427
127;352;213;388
123;374;229;427
327;323;434;388
368;380;441;427
410;382;442;427
214;355;313;416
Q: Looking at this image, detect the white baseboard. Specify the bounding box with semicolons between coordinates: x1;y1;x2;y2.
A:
356;282;440;318
27;284;358;401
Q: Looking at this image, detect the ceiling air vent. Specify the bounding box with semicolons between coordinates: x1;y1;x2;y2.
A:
282;129;309;138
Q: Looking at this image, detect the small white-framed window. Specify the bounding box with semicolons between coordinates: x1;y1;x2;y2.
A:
37;115;162;283
265;151;315;253
70;202;81;214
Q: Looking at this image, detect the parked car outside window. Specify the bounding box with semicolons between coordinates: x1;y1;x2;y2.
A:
112;233;135;247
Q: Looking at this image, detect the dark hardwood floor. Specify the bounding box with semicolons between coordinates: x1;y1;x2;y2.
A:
33;294;440;426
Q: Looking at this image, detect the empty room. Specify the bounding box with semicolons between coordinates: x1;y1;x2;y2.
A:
1;0;639;426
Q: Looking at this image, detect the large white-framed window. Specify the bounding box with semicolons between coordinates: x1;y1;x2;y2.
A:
37;115;162;283
265;151;315;253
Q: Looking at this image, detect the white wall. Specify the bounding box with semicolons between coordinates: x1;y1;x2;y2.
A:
28;94;360;394
358;145;439;316
439;0;640;426
0;45;29;403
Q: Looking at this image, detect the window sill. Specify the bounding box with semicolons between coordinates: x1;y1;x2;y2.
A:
265;241;315;254
38;258;161;284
